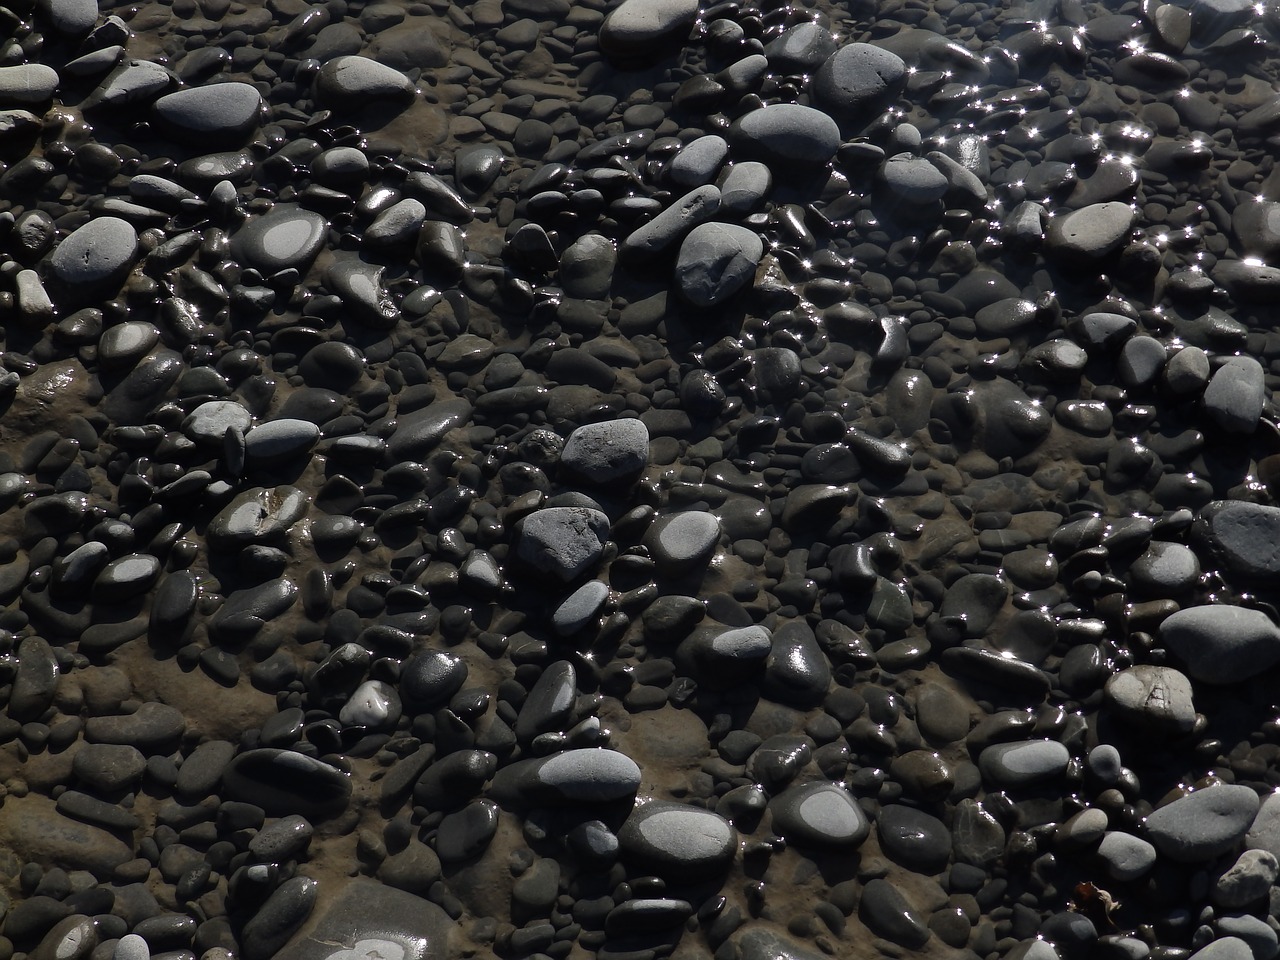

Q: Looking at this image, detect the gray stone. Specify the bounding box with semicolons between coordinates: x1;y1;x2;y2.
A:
1195;501;1280;579
560;419;648;484
244;419;320;464
769;781;869;848
1160;605;1280;684
1204;356;1265;434
880;153;948;205
644;511;720;574
978;740;1070;787
314;56;414;111
618;801;737;879
1098;831;1157;880
516;506;609;582
620;185;720;261
668;135;729;190
221;748;352;819
47;217;139;304
1104;665;1196;734
231;206;328;275
1046;201;1136;260
0;65;59;106
1213;849;1279;908
720;161;771;215
272;877;449;960
1146;784;1260;862
730;104;841;167
1129;541;1200;596
599;0;698;65
674;222;763;306
812;43;907;121
206;486;309;551
1246;791;1280;861
153;82;262;144
764;22;838;73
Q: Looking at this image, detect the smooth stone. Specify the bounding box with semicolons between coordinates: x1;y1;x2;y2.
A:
244;419;319;463
720;160;771;214
517;507;610;582
314;56;414;111
339;680;401;730
599;0;698;65
248;815;314;863
272;877;450;960
553;580;609;636
206;486;309;550
515;660;576;743
620;185;721;261
730;104;841;167
1160;605;1280;684
1104;665;1196;734
1146;784;1260;862
644;511;720;574
1098;831;1157;880
242;876;317;960
153;83;262;144
326;258;399;329
877;804;951;872
84;702;184;754
559;419;649;484
0;65;59;106
489;749;642;805
1203;356;1264;434
978;740;1070;787
737;929;826;960
1215;916;1277;960
859;878;929;948
769;781;869;847
1194;501;1280;579
812;43;907;120
184;400;252;443
764;22;838;73
387;399;473;461
763;621;831;707
231;206;328;275
618;801;737;880
880;153;948;204
559;233;617;300
221;748;352;819
1188;940;1254;960
400;649;468;710
72;743;147;793
1246;792;1280;861
47;217;139;303
1128;541;1200;596
1045;201;1136;260
674;222;763;306
207;578;298;642
92;553;161;602
668;135;729;189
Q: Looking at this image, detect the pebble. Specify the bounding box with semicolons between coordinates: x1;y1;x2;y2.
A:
153;83;262;143
768;781;869;848
1145;784;1260;863
1104;665;1196;734
1045;201;1136;261
47;217;139;304
231;206;328;275
599;0;698;65
1160;605;1280;684
1203;356;1265;433
618;801;737;879
730;104;841;168
1098;831;1158;881
559;419;649;484
675;222;763;306
313;56;414;111
978;740;1070;787
812;43;907;121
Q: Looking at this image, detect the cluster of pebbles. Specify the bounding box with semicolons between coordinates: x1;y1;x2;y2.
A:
8;0;1280;958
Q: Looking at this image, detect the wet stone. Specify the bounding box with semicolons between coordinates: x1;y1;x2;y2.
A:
221;749;352;820
769;781;869;848
1203;356;1264;434
978;740;1070;788
644;511;720;575
876;804;951;872
1045;201;1136;261
231;206;328;275
618;801;737;880
47;217;138;304
599;0;698;66
860;878;929;948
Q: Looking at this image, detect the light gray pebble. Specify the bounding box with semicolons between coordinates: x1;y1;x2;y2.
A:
1098;831;1158;880
1161;605;1280;685
1146;784;1260;863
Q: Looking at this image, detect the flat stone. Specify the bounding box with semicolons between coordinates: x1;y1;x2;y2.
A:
1203;356;1264;434
769;781;869;848
153;82;262;144
599;0;698;66
1104;665;1196;734
47;217;139;304
1160;604;1280;684
1145;784;1260;862
0;65;59;106
1098;831;1157;881
618;801;737;880
314;56;414;111
1045;201;1136;261
221;748;353;820
644;511;720;574
730;104;841;167
231;206;328;275
978;739;1070;787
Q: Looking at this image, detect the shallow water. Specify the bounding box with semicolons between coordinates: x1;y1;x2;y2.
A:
3;2;1280;960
